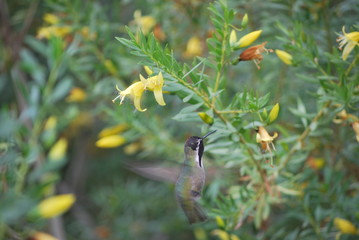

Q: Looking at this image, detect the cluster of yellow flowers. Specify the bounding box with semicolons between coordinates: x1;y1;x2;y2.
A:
112;66;166;112
37;13;96;41
230;27;293;69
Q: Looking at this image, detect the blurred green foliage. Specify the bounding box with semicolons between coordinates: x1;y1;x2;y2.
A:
0;0;359;239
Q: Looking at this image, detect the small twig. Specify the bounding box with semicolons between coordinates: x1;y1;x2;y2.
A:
345;54;359;76
278;101;331;172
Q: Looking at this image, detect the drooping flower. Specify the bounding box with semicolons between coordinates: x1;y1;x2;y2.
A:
183;36;203;58
334;217;359;235
239;42;273;69
112;81;147;112
36;194;76;219
237;30;262;48
337;26;359;60
139;72;166;106
256;126;278;167
275;49;293;65
95;135;126;148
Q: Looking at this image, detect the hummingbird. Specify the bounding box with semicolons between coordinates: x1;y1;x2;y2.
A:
175;130;217;224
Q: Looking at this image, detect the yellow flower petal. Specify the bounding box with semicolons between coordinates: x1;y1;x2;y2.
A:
268;103;280;123
342;42;356;61
48;138;68;161
134;95;147;112
98;124;129;138
275;49;293;65
238;30;262;48
153;86;166;106
96;135;126;148
334;217;359;235
37;194;76;219
144;66;153;76
31;232;58;240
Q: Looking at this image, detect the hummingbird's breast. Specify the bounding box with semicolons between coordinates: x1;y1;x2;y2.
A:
175;164;205;199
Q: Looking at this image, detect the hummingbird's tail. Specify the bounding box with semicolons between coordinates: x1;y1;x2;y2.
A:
179;197;208;224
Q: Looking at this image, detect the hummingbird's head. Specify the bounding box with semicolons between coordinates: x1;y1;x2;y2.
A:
184;130;216;167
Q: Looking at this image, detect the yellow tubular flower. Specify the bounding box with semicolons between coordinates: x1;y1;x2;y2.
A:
96;135;126;148
31;232;58;240
112;82;147;112
48;138;68;161
334;217;359;235
238;30;262;48
256;126;278;166
37;194;76;219
337;26;359;60
275;49;293;65
98;124;129;138
140;72;166;106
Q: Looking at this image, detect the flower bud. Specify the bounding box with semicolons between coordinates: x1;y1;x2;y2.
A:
238;30;262;48
229;30;238;47
275;49;293;65
48;138;68;161
334;217;359;235
268;103;280;123
198;112;214;125
96;135;126;148
36;194;76;219
241;14;248;29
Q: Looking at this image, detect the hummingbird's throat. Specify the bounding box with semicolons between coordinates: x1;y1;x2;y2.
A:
196;139;204;168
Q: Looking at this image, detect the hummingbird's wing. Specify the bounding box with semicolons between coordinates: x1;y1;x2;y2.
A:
125;162;219;183
125;162;180;183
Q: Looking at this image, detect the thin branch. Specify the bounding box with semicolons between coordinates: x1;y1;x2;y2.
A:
278;101;331;172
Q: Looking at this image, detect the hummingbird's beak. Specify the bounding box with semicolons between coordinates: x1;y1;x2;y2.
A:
202;130;217;139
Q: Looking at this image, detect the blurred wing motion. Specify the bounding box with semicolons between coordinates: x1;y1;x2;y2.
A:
125;162;179;183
